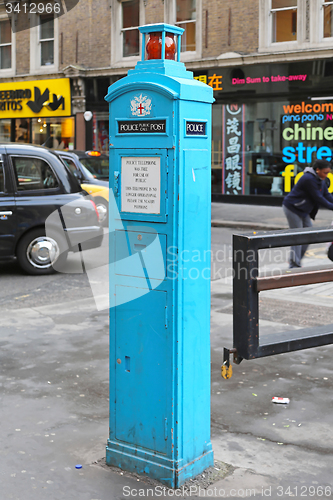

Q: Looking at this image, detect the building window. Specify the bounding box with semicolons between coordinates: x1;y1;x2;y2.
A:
111;0;144;65
271;0;297;43
165;0;201;58
0;19;11;69
323;0;333;37
176;0;196;51
40;14;54;66
122;0;140;57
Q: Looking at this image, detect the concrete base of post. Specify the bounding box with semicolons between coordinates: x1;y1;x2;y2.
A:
106;440;214;488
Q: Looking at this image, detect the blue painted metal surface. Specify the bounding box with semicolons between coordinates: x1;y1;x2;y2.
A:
105;23;214;488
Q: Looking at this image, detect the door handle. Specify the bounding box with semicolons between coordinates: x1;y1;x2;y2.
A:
0;211;12;216
114;171;119;196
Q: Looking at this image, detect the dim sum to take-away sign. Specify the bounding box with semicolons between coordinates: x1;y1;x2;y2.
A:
0;78;71;118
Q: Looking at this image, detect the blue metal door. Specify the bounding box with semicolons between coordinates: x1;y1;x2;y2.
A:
115;286;170;454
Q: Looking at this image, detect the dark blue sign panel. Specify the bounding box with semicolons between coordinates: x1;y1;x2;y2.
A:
186;121;206;136
118;120;166;134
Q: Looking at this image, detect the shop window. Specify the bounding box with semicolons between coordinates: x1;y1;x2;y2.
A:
15;119;30;143
0;119;11;142
176;0;196;52
214;98;333;198
323;0;333;38
271;0;297;43
92;113;109;155
40;14;54;66
0;19;11;69
122;0;140;57
31;117;74;150
12;156;58;191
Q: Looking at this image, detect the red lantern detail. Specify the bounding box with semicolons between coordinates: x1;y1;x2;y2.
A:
146;32;176;60
165;33;176;60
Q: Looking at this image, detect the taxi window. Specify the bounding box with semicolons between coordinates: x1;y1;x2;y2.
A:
11;156;59;191
0;162;4;193
79;156;109;179
61;157;78;175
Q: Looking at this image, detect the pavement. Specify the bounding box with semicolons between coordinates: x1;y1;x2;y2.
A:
1;203;333;500
211;201;333;230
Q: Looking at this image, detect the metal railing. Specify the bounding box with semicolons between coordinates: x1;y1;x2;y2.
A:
229;226;333;365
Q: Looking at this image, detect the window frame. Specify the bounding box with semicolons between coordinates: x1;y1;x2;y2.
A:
321;0;333;40
271;2;298;44
111;0;145;67
165;0;202;61
259;0;306;52
39;13;55;67
0;12;15;76
30;11;58;74
0;157;5;194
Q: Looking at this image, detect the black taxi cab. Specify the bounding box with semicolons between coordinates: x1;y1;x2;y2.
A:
0;144;103;275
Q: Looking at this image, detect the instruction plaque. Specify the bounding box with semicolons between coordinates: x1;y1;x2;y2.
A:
121;157;161;214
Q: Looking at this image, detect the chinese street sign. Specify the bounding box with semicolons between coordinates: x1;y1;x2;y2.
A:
222;104;245;195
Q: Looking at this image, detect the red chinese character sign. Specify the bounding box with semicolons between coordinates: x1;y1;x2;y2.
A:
222;104;245;195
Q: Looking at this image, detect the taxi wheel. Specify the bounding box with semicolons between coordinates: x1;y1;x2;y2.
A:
17;228;68;275
95;198;109;227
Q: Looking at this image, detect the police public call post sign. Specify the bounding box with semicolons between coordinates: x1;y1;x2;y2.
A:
118;120;166;134
0;78;71;118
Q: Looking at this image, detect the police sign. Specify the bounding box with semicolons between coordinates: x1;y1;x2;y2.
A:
186;121;206;136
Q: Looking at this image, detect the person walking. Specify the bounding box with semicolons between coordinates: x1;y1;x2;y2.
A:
282;159;333;268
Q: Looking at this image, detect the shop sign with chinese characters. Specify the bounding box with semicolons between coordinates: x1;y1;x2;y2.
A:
194;74;223;92
222;104;245;195
0;78;71;118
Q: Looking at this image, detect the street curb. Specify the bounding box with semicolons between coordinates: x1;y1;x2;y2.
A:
211;220;287;231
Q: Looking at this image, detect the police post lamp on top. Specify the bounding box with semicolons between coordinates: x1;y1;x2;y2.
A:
139;23;184;62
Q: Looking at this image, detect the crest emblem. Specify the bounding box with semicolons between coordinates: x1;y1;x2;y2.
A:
130;94;152;117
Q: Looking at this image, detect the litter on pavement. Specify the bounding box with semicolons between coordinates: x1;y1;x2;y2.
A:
272;397;290;404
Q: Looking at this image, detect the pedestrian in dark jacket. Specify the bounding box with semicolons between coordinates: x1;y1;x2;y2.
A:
282;159;333;268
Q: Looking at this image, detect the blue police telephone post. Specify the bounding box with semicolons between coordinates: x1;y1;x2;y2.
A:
105;23;214;488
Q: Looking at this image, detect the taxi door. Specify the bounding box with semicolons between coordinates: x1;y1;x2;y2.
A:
0;151;16;258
